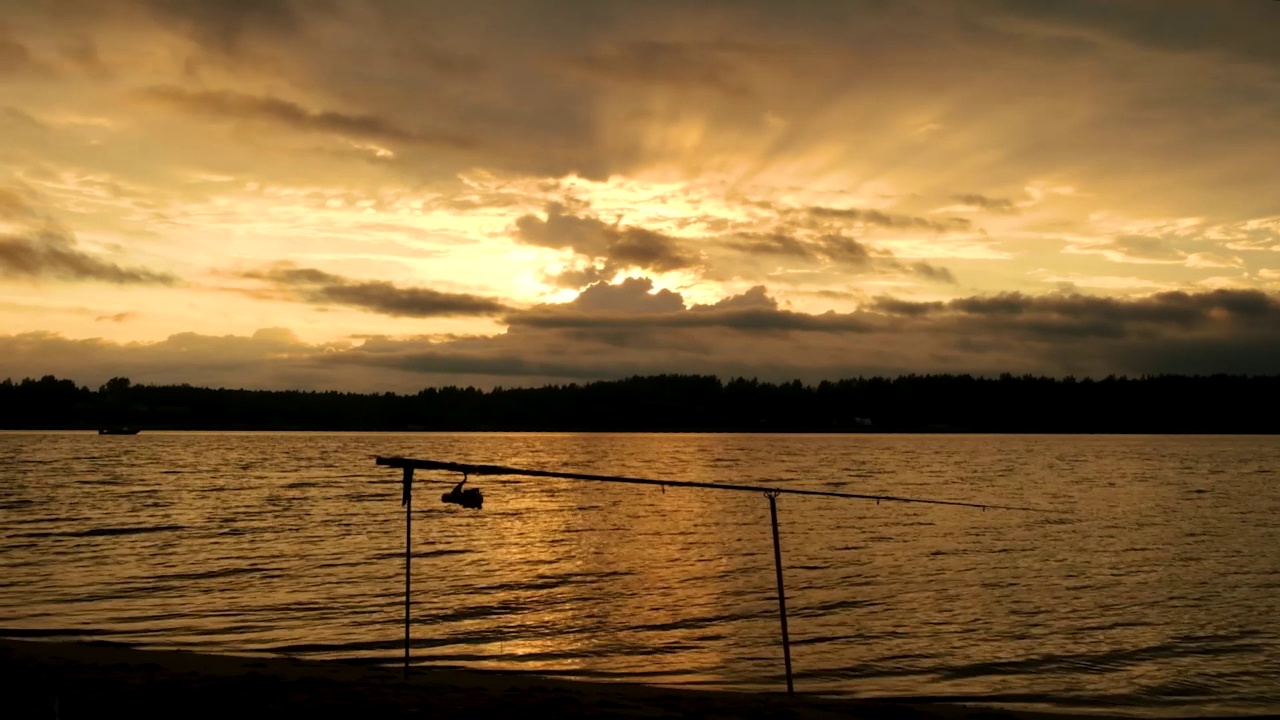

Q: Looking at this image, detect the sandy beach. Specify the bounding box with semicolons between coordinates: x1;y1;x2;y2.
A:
4;638;1249;720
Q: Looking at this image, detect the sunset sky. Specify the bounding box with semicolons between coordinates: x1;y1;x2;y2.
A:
2;0;1278;391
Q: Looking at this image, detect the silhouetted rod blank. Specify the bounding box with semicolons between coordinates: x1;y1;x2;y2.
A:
441;478;483;509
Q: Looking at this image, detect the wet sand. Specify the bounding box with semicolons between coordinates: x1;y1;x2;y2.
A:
0;639;1237;720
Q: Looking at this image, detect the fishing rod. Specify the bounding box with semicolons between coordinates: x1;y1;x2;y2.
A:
375;454;1055;691
376;456;1052;512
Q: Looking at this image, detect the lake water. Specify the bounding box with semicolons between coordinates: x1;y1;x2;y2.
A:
1;432;1278;717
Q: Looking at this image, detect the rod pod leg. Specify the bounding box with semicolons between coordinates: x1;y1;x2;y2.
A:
766;491;794;695
403;466;414;681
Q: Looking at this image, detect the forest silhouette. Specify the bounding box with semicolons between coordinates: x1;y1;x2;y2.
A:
2;373;1276;433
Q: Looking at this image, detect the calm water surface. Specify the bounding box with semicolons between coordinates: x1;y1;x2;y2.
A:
1;432;1278;717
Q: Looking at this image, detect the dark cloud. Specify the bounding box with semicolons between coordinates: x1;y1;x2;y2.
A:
908;262;956;284
726;232;882;263
393;44;488;79
988;0;1280;68
816;234;875;263
725;232;814;259
136;0;310;54
57;37;113;79
801;206;972;233
0;189;176;285
877;289;1280;340
316;283;508;318
140;86;475;148
0;33;39;76
561;40;752;96
514;203;699;275
241;264;510;318
723;230;956;283
0;106;47;133
96;311;138;323
609;227;696;271
872;297;942;317
0;229;177;285
952;193;1018;214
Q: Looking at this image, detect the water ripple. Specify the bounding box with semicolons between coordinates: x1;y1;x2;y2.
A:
2;431;1278;718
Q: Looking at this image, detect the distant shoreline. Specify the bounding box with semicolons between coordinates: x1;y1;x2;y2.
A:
6;373;1280;434
3;427;1280;435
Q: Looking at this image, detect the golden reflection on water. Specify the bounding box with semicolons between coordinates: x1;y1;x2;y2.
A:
2;432;1279;716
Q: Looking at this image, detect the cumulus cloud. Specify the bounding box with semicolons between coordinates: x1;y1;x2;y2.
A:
511;279;872;334
562;277;685;314
691;285;777;312
240;264;510;317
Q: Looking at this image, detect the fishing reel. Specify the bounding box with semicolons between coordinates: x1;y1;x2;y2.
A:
441;477;483;510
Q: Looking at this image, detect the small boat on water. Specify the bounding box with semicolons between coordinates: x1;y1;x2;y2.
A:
98;428;140;435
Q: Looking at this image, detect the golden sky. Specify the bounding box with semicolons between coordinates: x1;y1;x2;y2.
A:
2;0;1278;390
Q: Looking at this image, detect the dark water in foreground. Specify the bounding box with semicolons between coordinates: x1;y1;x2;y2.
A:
1;432;1278;717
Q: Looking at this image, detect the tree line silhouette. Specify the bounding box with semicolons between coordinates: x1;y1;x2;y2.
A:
1;373;1276;433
